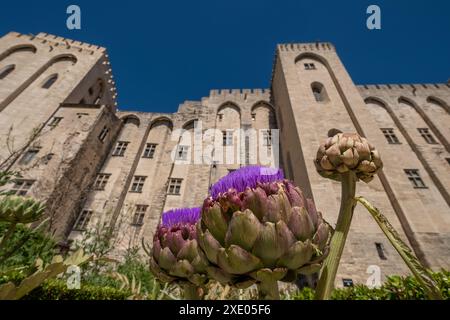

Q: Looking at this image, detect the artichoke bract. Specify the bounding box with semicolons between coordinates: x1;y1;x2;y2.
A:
149;207;210;287
315;132;383;183
198;166;331;289
0;196;46;224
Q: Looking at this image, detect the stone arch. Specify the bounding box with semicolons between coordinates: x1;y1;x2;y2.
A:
182;119;198;130
251;101;277;128
398;96;449;152
217;101;241;115
311;81;329;102
0;53;78;112
41;73;58;89
0;64;15;79
149;117;173;131
0;44;37;62
120;114;141;127
427;96;449;114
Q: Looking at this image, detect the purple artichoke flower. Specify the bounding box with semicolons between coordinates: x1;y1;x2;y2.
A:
149;207;210;286
197;166;331;289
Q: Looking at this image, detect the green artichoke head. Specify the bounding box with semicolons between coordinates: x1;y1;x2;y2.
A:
198;166;331;287
315;132;383;182
149;207;211;286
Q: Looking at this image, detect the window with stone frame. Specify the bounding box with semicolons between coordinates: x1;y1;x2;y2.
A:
167;178;182;195
404;169;427;189
48;116;63;127
112;141;129;156
381;128;400;144
175;145;189;160
417;128;438;144
143;143;157;158
10;179;35;196
130;176;146;193
98;126;109;142
73;209;93;231
262;130;272;147
19;148;40;165
223;130;233;146
132;205;148;226
304;63;316;70
93;173;111;190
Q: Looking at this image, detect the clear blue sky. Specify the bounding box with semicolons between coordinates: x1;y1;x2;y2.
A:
1;0;449;112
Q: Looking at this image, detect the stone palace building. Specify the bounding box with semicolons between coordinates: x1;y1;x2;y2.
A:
0;31;449;285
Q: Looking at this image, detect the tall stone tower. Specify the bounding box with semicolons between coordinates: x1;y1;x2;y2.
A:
271;43;450;282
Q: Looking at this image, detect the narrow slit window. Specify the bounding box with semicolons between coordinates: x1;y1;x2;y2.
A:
375;242;387;260
42;74;58;89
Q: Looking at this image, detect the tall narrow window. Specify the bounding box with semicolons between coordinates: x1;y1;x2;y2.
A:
19;148;40;165
93;173;111;190
112;141;129;156
218;114;223;121
48;116;63;127
175;145;189;160
311;82;328;102
143;143;157;158
130;176;146;193
73;210;93;231
0;64;15;80
404;169;427;188
132;205;148;226
417;128;437;144
375;242;387;260
98;126;109;142
381;128;400;144
10;179;35;196
167;178;182;195
41;74;58;89
223;130;233;146
262;130;272;146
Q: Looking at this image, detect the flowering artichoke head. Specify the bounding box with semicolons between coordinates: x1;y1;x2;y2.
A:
149;207;210;286
198;166;331;287
315;132;382;182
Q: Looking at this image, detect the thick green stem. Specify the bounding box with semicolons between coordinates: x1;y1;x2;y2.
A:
257;279;280;300
315;171;357;300
183;283;203;300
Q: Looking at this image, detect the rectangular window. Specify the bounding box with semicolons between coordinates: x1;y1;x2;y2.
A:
10;179;35;196
93;173;111;190
304;63;316;70
132;205;148;226
375;242;387;260
98;126;109;142
130;176;146;193
143;143;157;158
417;128;437;144
404;169;427;188
175;145;189;160
342;279;354;287
167;178;182;195
19;148;40;165
262;130;272;146
73;209;93;231
223;130;233;146
381;128;400;144
48;117;63;127
112;141;129;156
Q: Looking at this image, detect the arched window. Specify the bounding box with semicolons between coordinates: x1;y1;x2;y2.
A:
41;73;58;89
311;82;328;102
0;64;15;80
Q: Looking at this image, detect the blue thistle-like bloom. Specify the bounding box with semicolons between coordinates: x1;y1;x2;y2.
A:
161;207;201;227
209;165;284;199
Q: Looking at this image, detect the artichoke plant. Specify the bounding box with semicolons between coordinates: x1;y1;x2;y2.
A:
197;166;331;299
148;207;210;299
0;196;46;224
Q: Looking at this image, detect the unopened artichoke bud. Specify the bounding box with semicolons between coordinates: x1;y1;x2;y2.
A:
315;132;383;182
149;207;211;286
198;166;331;287
0;196;46;224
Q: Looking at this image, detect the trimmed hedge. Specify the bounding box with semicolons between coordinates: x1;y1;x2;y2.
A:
22;279;130;300
290;271;450;300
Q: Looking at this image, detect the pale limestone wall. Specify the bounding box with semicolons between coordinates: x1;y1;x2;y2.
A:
0;31;116;167
271;43;412;285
